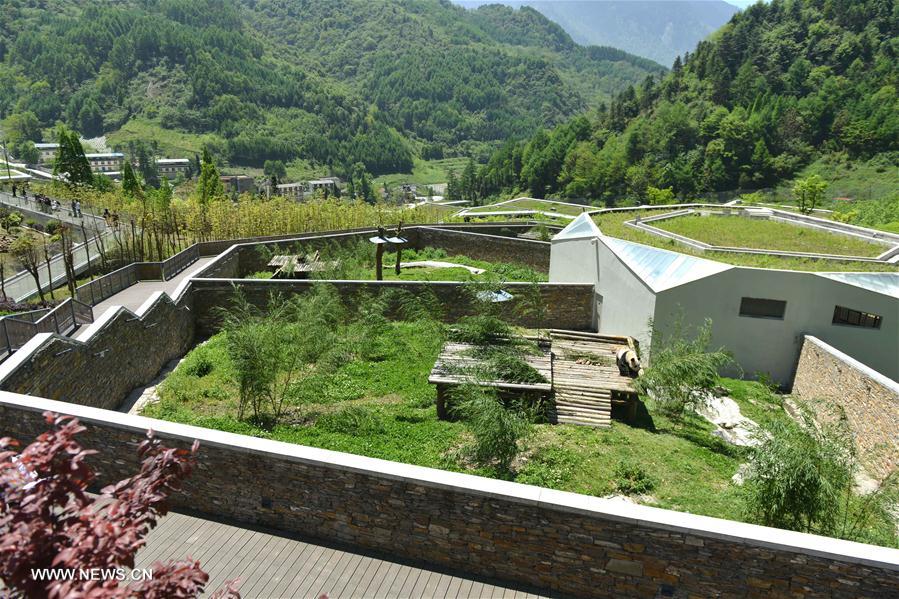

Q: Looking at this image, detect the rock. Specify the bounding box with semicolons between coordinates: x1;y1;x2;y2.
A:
697;393;765;447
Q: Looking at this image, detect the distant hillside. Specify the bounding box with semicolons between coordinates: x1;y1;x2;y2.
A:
0;0;663;177
456;1;740;66
472;0;899;203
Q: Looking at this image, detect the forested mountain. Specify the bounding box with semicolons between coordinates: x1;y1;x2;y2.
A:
0;0;662;176
473;0;899;204
456;1;740;67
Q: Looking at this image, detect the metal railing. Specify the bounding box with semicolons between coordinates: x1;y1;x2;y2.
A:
0;297;94;355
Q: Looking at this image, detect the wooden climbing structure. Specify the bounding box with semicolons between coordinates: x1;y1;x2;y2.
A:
548;330;640;428
429;329;640;428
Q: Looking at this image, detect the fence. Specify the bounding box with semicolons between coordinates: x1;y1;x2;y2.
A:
0;298;94;355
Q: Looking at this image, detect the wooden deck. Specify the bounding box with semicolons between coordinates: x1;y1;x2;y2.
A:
428;341;552;391
138;510;554;598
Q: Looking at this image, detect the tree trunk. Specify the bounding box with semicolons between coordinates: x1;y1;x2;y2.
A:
43;245;55;300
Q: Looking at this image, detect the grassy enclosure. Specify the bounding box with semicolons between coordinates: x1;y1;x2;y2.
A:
465;198;595;217
252;242;548;282
141;284;897;547
593;209;898;272
652;214;888;257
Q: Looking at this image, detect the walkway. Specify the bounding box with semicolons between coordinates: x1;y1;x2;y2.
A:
138;510;551;599
92;256;216;315
0;190;109;302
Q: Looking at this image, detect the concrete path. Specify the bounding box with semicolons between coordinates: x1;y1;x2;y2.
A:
0;191;110;302
92;256;216;315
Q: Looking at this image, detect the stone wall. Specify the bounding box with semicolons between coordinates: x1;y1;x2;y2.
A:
792;335;899;478
0;290;195;410
1;393;897;598
409;227;550;271
194;224;551;279
191;279;593;336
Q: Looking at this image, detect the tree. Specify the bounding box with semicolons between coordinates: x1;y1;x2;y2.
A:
53;129;92;186
196;148;224;208
0;412;241;598
645;186;675;205
634;319;733;422
10;235;45;303
122;161;142;198
263;160;286;188
792;175;828;214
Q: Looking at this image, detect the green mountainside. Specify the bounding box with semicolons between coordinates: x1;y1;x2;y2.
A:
474;0;899;204
457;0;740;67
0;0;663;176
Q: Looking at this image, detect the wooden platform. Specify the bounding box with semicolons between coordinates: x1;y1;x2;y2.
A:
429;331;639;428
138;510;553;598
549;330;638;428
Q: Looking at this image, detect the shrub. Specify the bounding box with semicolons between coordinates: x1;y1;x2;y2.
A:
634;318;733;421
613;461;656;495
516;447;577;488
742;405;898;544
452;385;533;475
316;406;385;435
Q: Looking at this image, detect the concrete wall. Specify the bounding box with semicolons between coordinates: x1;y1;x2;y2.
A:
793;336;899;478
593;240;657;352
191;279;594;336
657;269;899;386
410;227;550;271
1;392;897;598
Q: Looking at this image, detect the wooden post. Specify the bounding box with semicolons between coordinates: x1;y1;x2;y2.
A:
375;243;384;281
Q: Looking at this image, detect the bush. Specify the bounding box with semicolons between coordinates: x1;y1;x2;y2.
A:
316;406;385;435
516;447;577;488
614;461;656;495
742;405;898;544
634;318;733;420
453;385;533;474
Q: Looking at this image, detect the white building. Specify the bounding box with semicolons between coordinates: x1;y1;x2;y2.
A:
550;213;899;386
156;158;190;179
85;152;124;173
276;181;306;200
34;143;60;165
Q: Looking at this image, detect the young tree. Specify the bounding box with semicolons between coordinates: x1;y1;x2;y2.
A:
263;160;286;188
10;235;46;302
792;174;828;214
0;412;241;598
122;161;142;199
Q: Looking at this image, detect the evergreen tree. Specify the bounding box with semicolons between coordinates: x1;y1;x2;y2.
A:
121;161;142;198
196;148;224;205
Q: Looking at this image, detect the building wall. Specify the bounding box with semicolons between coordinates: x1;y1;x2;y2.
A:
1;393;897;599
793;335;899;478
593;240;657;350
656;269;899;386
192;279;593;336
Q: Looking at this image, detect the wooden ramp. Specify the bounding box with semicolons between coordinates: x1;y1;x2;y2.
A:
549;330;639;428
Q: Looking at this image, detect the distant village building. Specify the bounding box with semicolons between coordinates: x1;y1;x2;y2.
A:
309;177;340;194
221;174;256;195
156;158;190;179
276;181;306;200
86;152;124;174
34;143;60;165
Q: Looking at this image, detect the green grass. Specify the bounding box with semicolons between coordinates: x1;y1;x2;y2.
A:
373;157;470;190
652;214;887;257
594;209;898;272
106;118;222;159
777;152;899;205
465;197;595;217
